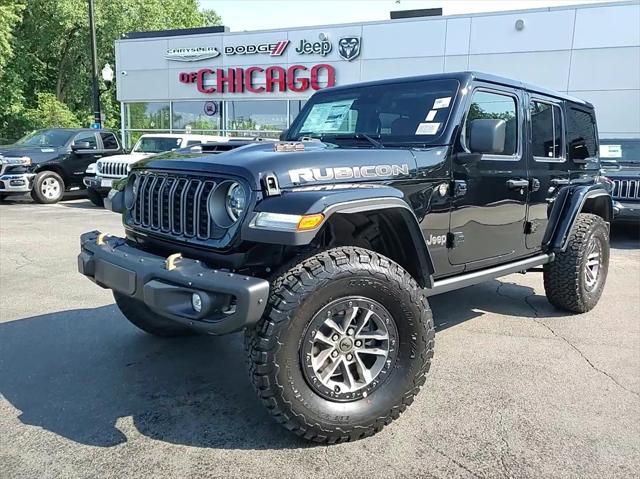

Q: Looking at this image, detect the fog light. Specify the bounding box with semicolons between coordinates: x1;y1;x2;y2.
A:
191;293;202;313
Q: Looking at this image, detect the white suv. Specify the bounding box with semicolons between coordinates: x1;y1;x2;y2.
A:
83;133;224;206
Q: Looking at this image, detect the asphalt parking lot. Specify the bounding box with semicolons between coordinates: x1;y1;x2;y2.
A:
1;197;639;479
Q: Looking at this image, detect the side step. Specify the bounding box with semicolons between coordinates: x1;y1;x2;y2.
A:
426;254;554;297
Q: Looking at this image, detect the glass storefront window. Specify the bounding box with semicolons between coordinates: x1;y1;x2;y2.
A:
172;101;222;133
125;102;170;130
289;100;305;125
226;100;287;137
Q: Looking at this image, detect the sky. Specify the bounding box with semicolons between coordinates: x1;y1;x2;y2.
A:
199;0;620;31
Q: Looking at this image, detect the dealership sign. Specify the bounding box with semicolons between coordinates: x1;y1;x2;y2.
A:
178;64;336;93
165;46;220;61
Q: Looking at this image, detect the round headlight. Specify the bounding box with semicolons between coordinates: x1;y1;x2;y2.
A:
225;182;246;222
124;175;137;210
96;161;103;173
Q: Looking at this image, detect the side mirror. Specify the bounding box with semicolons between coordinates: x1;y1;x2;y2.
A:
71;141;92;151
468;119;506;155
279;128;289;141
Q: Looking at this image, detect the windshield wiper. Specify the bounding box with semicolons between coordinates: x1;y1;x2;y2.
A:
318;133;385;149
355;133;384;149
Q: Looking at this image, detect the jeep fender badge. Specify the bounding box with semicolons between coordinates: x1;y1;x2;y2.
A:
289;164;410;183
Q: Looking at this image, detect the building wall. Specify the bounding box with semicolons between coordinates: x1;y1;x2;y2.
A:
116;1;640;139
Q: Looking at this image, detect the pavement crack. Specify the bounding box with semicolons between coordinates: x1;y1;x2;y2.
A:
424;443;484;478
524;292;640;399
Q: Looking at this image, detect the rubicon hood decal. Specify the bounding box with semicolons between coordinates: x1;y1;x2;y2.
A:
289;164;410;183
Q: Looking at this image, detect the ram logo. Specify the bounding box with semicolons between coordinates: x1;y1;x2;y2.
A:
289;164;409;183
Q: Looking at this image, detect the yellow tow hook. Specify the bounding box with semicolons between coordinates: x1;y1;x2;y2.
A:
165;253;182;271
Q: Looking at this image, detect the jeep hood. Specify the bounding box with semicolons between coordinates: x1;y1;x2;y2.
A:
0;145;65;164
134;141;446;190
100;152;150;164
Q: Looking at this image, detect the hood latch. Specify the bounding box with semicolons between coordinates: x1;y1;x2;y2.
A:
262;173;281;196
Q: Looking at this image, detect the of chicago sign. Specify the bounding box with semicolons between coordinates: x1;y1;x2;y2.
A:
178;64;336;94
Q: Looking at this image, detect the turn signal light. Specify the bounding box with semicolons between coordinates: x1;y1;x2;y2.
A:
297;214;324;231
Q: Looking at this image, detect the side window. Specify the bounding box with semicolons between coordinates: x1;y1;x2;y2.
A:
185;140;201;147
465;90;518;156
566;107;597;161
73;132;97;149
530;101;563;160
100;132;119;150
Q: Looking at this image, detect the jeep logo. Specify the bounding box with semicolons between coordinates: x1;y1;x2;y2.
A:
289;164;409;183
426;234;447;247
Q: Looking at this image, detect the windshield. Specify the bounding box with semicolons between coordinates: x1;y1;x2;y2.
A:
16;130;74;148
600;140;640;165
133;137;182;153
287;79;459;146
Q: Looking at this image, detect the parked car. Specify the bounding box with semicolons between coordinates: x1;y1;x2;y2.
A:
0;128;124;203
79;72;611;443
83;133;245;207
599;138;640;223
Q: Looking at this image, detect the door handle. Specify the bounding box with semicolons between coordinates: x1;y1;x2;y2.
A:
507;179;529;190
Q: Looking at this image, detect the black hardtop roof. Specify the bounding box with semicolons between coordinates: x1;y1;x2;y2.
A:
323;71;593;108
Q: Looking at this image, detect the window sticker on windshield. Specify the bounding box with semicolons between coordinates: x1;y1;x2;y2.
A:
415;122;440;135
600;144;622;158
302;100;355;133
433;97;451;109
425;110;437;122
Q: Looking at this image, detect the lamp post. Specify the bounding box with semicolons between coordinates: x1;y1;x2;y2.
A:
88;0;101;128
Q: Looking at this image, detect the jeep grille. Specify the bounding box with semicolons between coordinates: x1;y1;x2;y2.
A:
612;179;640;201
99;160;129;178
129;171;231;241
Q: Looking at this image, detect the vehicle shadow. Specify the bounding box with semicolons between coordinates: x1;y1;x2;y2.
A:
0;305;308;450
610;223;640;250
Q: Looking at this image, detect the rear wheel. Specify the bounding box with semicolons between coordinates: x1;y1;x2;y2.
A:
114;292;196;337
31;171;64;204
544;213;609;313
86;187;104;207
245;246;434;443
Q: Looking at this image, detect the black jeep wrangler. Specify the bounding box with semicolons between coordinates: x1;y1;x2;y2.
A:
78;72;612;443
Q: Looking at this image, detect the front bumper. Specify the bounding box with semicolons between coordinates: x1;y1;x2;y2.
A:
613;201;640;223
78;231;270;335
83;175;113;194
0;173;35;193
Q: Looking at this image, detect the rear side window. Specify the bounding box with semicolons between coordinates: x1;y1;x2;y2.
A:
530;101;563;160
100;132;119;150
465;90;518;156
566;107;597;161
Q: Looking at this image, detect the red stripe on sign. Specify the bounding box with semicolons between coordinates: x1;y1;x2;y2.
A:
271;40;289;56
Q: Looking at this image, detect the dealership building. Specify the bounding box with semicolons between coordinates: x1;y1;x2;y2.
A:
114;0;640;147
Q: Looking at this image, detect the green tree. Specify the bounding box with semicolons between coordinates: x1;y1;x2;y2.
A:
23;93;81;129
0;0;221;142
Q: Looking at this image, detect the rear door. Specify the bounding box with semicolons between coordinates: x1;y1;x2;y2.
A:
525;95;570;250
66;131;101;188
449;85;529;267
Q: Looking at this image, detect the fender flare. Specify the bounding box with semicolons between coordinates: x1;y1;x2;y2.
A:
242;189;436;287
543;184;612;252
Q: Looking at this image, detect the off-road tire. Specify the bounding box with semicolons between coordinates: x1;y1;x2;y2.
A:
113;291;196;337
544;213;609;313
86;187;104;207
31;171;64;204
245;246;435;443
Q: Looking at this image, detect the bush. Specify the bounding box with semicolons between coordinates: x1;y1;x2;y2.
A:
23;93;81;130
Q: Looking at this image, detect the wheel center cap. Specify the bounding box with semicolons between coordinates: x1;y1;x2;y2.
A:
338;337;353;353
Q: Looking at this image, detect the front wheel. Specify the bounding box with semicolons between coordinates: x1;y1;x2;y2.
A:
86;187;104;207
245;247;434;443
31;171;65;204
544;213;610;313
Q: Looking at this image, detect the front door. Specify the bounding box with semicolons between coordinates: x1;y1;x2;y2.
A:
449;86;529;267
525;95;570;250
67;131;101;188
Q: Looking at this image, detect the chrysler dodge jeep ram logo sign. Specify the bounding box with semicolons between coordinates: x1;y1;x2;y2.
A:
178;64;336;93
338;37;361;61
165;46;220;62
224;40;290;56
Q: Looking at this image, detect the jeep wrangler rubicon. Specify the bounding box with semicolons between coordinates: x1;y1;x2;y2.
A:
78;72;612;443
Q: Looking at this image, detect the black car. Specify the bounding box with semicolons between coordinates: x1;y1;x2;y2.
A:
600;138;640;223
0;128;124;203
79;71;612;443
